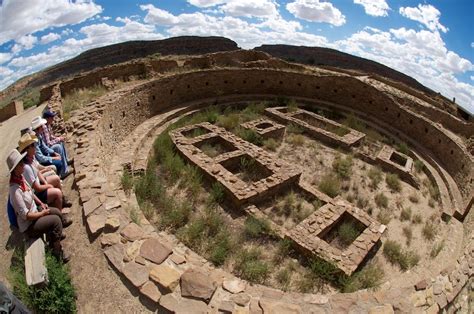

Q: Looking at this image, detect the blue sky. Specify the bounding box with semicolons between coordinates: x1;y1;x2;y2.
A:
0;0;473;113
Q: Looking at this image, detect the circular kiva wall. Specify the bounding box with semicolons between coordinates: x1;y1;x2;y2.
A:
62;65;473;312
98;68;473;215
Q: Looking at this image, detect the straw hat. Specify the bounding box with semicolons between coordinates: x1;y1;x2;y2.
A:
18;132;38;153
31;116;47;130
6;149;26;173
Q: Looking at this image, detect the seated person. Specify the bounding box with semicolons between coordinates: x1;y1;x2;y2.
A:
22;127;57;177
42;109;73;165
6;149;70;262
31;116;72;179
18;133;72;208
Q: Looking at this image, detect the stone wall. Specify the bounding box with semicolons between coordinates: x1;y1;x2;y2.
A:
96;69;472;210
0;100;23;122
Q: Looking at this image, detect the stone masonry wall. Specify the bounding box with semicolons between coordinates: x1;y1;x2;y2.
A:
0;100;23;122
97;68;472;210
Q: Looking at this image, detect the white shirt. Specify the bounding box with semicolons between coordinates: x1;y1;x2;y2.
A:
9;182;38;232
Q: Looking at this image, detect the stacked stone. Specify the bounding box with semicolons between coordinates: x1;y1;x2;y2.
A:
265;107;365;148
240;118;285;140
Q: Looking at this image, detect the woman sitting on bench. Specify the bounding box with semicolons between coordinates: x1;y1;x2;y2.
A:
6;149;70;262
18;133;72;209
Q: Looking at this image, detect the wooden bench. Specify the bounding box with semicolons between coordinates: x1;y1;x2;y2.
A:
8;197;48;286
24;237;48;286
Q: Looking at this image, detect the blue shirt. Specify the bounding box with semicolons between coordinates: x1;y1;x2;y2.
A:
34;132;55;164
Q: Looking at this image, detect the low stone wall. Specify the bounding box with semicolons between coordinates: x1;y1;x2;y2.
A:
0;100;23;122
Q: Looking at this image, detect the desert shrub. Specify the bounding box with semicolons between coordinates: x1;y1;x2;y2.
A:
181;219;206;248
343;114;366;132
430;240;445;258
386;174;401;192
140;201;155;220
383;240;419;270
275;191;299;216
332;155;353;179
318;174;341;197
263;138;279;151
400;207;412;221
412;214;423;224
338;223;360;246
287;100;298;112
376;209;391;225
121;170;134;193
9;249;77;313
427;182;440;202
296;271;316;293
183;165;202;200
236;128;263;145
276;268;292;291
396;142;410;155
235;248;269;284
244;216;271;239
199;144;220;158
242;102;267;117
129;206;140;225
208;231;233;266
356;196;368;209
368;167;383;189
217;113;240;130
160;200;192;230
343;264;384;293
287;134;305;146
309;258;341;285
135;169;163;205
428;199;435;208
408;194;419;203
402;226;413;246
209;182;225;205
374;193;388;208
274;238;293;264
414;160;425;173
422;221;437;241
286;123;304;134
276;96;290;106
162;152;186;183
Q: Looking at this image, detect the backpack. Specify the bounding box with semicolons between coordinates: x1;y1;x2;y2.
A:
7;197;18;228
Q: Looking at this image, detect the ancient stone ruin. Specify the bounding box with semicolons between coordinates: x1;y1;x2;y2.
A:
40;48;472;313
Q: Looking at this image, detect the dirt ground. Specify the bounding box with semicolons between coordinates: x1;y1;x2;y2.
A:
0;106;151;313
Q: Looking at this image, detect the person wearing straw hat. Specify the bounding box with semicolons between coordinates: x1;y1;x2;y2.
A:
6;149;70;262
31;116;72;179
18;133;73;210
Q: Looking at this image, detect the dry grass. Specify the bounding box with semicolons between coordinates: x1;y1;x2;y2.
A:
63;85;108;120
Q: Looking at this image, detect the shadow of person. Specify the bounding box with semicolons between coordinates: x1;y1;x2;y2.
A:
5;226;24;251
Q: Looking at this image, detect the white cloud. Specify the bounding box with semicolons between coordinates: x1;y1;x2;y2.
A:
220;0;278;18
0;53;12;65
11;34;38;53
286;0;346;26
470;76;474;81
335;27;473;113
140;4;327;49
399;4;448;33
0;0;102;45
187;0;226;7
141;4;179;25
354;0;390;17
40;32;61;45
471;42;474;48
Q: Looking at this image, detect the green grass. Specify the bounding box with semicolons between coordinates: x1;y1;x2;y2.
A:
412;214;423;224
414;160;425;173
385;174;402;192
400;207;412;221
343;263;384;292
121;170;134;194
376;209;391;225
63;84;107;120
263;138;279;151
318;174;341;197
287;100;298;112
374;193;388;208
235;248;270;284
368;167;383;189
276;268;292;291
0;87;40;110
286;134;305;146
402;226;413;246
9;249;77;313
209;182;225;205
286;123;304;134
244;216;272;239
383;240;419;270
338;222;360;247
422;221;437;241
235;128;263;145
396;142;410;155
332;155;353;179
430;240;445;258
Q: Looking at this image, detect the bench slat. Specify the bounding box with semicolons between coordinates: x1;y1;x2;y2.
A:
25;238;48;286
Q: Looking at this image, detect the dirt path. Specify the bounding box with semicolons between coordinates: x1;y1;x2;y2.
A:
0;107;150;313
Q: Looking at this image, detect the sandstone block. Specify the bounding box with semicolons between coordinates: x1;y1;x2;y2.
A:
104;243;124;272
231;293;251;306
124;240;142;262
83;196;102;217
140;281;161;303
259;299;301;314
120;223;145;241
170;253;186;265
104;215;121;232
223;278;246;294
180;268;217;302
87;214;106;236
368;304;394;314
101;233;120;247
415;279;428;291
149;264;180;291
122;262;149;288
139;238;172;264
